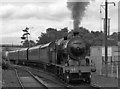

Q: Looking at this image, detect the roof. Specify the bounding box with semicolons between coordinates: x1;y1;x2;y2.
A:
41;42;52;48
19;48;28;51
29;45;41;50
8;50;18;53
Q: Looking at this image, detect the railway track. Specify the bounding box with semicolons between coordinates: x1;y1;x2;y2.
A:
24;66;100;89
12;64;100;89
14;68;48;89
13;65;69;89
14;69;25;89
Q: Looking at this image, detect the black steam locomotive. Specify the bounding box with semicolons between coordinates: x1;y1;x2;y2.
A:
7;31;96;83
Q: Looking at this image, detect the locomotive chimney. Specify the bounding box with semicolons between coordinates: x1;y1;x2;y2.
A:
73;20;79;31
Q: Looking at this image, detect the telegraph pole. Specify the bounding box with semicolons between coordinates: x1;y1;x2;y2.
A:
105;0;108;76
100;0;115;76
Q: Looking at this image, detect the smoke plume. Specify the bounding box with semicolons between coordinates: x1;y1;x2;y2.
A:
67;0;89;30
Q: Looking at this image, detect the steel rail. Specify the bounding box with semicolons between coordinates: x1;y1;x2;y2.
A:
26;69;48;89
14;69;25;89
14;67;48;89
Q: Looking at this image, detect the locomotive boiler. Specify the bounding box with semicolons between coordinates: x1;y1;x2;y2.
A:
56;32;87;63
7;31;96;84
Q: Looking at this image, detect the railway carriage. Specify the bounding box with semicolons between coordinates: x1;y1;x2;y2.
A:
39;42;51;64
8;50;19;64
18;48;28;64
38;42;56;69
28;45;41;66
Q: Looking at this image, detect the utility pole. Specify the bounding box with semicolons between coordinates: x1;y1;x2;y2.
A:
104;0;115;77
100;0;115;76
105;0;108;76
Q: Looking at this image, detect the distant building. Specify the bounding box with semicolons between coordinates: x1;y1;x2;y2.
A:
90;46;119;78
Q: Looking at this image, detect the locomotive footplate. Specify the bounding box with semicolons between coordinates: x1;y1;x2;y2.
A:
63;66;93;73
69;72;91;81
62;66;92;81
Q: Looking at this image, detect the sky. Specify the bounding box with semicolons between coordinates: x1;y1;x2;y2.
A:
0;0;119;45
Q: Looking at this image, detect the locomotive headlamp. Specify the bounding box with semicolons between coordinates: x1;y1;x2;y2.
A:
89;74;91;78
66;75;69;79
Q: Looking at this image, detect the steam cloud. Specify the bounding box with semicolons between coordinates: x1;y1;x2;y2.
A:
67;0;89;30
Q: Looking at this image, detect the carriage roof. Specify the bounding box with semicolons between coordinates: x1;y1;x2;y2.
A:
8;50;18;53
19;48;28;51
40;42;52;48
29;45;41;50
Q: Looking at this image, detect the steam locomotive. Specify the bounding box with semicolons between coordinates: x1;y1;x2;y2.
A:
7;31;96;84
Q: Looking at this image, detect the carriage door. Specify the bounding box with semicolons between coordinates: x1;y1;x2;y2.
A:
49;47;56;64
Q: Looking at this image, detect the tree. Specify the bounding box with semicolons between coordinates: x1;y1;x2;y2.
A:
37;33;53;44
36;27;68;45
108;32;118;46
22;40;35;47
36;26;118;46
91;31;104;46
110;32;118;41
118;32;120;41
21;27;31;47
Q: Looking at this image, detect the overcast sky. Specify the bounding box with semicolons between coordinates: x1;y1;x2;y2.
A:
0;0;119;45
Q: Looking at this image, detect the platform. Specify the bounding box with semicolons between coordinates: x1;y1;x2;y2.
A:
2;69;21;87
91;73;118;88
